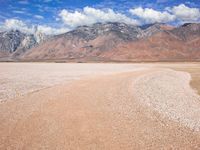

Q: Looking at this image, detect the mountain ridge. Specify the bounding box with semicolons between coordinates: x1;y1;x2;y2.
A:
0;22;200;62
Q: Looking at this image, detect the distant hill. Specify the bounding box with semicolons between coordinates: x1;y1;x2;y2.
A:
0;22;200;62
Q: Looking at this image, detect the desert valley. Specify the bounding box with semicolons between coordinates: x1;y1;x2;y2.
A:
1;0;200;149
1;63;200;149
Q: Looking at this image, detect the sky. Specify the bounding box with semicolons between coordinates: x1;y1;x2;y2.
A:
0;0;199;35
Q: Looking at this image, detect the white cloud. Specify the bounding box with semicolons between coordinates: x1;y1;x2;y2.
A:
129;7;175;24
59;7;139;28
36;25;69;35
2;5;199;36
2;19;69;35
129;4;200;24
4;19;33;33
171;4;200;22
34;15;44;19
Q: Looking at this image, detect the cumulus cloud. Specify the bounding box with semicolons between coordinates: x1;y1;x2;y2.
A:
4;19;33;33
129;4;200;24
171;4;200;22
129;7;175;24
1;5;199;36
36;25;69;35
59;7;139;28
2;19;69;35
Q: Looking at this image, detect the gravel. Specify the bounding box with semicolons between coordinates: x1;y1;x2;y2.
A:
133;69;200;131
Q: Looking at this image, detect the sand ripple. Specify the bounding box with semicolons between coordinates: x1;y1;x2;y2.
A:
133;69;200;131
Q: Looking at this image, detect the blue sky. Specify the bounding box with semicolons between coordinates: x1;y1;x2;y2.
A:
0;0;199;34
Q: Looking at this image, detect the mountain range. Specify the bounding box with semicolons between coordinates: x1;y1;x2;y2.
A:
0;22;200;62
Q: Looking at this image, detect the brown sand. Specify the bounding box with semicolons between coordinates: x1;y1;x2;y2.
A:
0;63;148;102
172;64;200;95
0;66;200;149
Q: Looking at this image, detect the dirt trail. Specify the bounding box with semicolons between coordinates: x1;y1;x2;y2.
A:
0;69;200;149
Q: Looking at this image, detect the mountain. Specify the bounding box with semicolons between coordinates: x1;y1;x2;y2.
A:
21;22;144;60
101;23;200;61
140;23;174;37
171;23;200;41
0;30;35;58
0;22;200;62
0;29;49;59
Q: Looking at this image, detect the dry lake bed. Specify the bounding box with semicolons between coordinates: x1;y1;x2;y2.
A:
0;62;200;149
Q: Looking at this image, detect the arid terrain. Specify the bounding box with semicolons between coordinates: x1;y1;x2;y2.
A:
1;23;200;62
1;0;200;149
0;62;200;149
0;63;148;102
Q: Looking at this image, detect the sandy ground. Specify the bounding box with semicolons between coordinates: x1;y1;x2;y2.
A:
0;63;148;102
0;63;200;149
172;64;200;95
133;69;200;132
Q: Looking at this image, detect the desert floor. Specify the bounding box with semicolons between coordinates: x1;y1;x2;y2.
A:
0;62;200;149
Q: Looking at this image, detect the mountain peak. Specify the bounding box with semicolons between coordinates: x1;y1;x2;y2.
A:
1;22;200;62
181;23;199;27
171;22;200;41
140;23;165;30
61;22;142;42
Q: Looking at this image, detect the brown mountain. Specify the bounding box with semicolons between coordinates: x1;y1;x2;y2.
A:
21;22;143;61
102;23;200;61
1;22;200;62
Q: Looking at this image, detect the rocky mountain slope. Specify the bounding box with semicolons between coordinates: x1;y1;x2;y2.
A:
0;22;200;62
0;30;34;57
21;22;144;60
0;29;48;59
